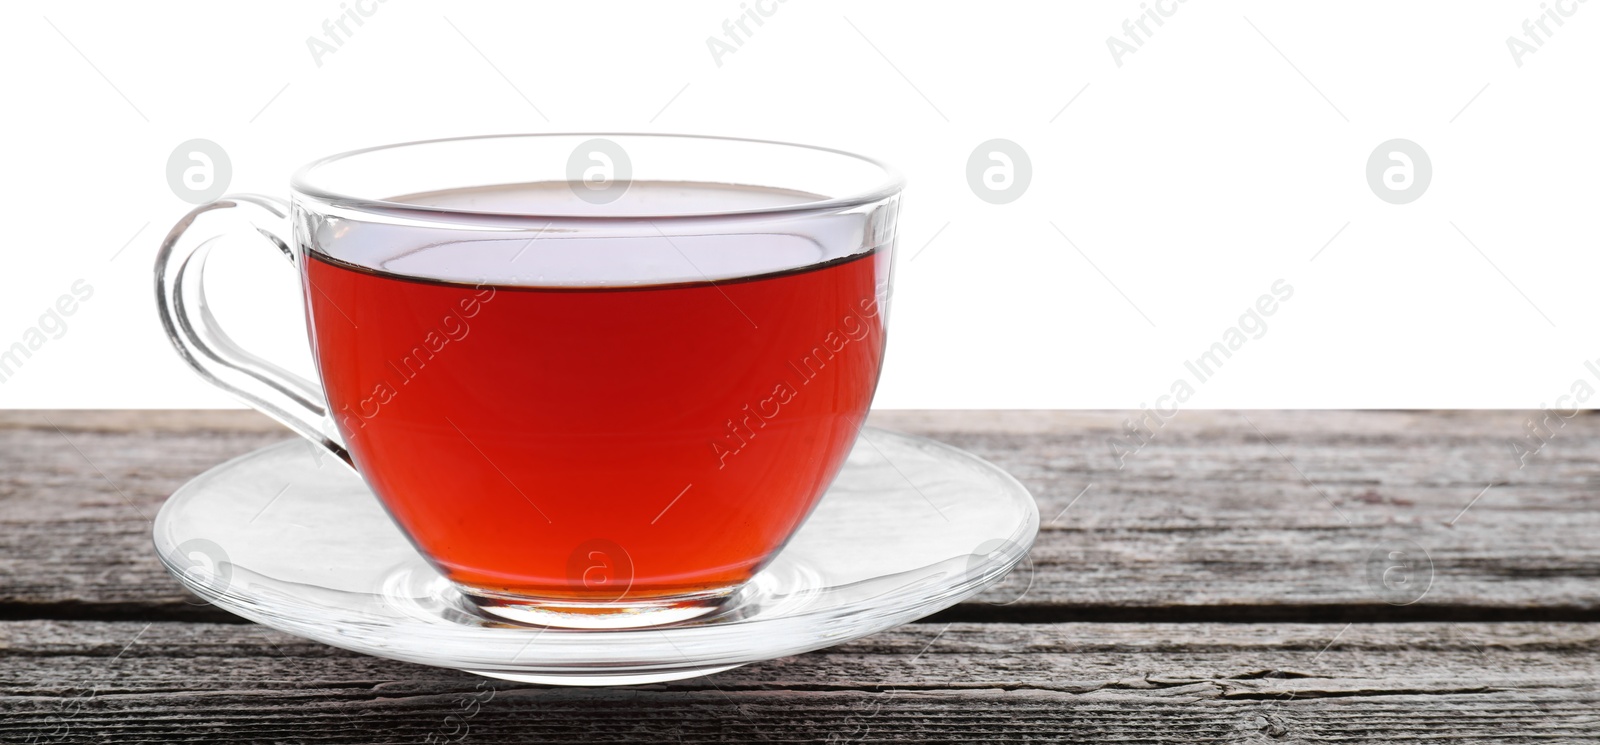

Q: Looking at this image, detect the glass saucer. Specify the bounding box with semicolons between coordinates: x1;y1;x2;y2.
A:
153;427;1038;686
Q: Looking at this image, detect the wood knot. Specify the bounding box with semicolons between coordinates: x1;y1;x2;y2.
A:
1254;714;1291;739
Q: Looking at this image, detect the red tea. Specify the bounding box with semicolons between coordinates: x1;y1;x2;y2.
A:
303;200;889;603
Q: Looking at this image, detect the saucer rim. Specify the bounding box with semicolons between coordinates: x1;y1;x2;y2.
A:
154;427;1039;679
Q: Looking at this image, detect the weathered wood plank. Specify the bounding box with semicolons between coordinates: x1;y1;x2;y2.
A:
3;410;1599;619
2;620;1597;743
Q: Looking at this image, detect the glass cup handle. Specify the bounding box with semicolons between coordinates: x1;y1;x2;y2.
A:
154;194;352;466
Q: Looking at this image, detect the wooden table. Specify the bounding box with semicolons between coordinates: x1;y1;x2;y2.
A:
3;410;1598;743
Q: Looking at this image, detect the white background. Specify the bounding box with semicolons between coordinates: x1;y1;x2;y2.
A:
1;0;1596;410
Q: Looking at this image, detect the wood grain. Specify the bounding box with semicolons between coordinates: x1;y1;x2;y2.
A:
4;411;1599;743
4;410;1600;621
3;620;1596;743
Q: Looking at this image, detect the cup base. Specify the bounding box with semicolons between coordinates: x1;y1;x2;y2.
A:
459;585;738;629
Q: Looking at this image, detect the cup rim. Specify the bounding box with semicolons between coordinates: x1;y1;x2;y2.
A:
290;132;905;225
